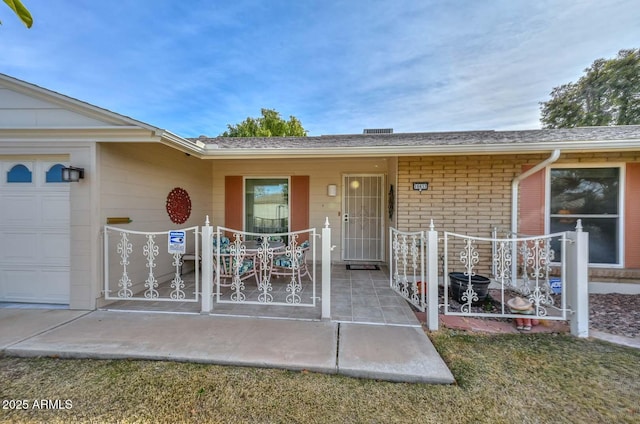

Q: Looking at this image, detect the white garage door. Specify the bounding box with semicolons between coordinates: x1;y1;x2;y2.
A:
0;160;70;304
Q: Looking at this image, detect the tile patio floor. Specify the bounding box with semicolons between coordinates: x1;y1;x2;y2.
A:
102;264;421;327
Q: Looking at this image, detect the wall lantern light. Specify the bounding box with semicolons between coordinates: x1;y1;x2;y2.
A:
61;166;85;182
327;184;337;197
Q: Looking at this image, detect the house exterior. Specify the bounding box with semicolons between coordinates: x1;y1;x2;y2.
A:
1;73;639;310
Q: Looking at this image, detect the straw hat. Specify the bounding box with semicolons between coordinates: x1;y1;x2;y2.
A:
507;296;533;311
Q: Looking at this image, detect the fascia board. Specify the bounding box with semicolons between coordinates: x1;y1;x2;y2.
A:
0;126;159;142
157;130;206;155
0;142;95;152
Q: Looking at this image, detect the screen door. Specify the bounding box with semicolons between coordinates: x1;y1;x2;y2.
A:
342;174;384;261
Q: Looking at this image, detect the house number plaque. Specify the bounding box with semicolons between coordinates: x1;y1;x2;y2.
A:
413;182;429;192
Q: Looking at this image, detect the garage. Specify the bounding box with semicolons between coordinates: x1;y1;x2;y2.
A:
0;159;70;304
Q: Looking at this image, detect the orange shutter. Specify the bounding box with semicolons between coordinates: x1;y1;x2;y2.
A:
519;165;546;235
225;176;243;232
291;176;310;242
625;163;640;268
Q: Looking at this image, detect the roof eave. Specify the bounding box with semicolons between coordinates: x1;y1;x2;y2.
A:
158;130;206;156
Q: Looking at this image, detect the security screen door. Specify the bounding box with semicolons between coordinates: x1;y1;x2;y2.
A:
342;174;384;261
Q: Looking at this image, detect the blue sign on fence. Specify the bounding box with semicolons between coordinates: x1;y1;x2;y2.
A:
168;230;186;254
549;278;562;295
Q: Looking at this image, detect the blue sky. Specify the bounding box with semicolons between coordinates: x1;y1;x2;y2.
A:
2;1;639;137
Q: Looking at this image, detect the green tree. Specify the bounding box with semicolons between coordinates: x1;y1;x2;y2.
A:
540;49;640;128
2;0;32;28
221;108;308;137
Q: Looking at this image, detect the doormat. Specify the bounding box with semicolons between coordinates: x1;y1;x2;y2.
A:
346;264;380;271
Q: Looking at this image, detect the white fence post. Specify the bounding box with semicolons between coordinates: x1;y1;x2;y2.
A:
200;216;213;314
566;220;589;337
321;217;332;320
426;220;439;331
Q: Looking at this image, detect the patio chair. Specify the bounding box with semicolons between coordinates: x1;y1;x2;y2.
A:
213;235;258;288
270;240;311;284
179;252;200;275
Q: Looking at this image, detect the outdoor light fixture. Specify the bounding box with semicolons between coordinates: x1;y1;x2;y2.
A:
61;166;85;182
327;184;337;197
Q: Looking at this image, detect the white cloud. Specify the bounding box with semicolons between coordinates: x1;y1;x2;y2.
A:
3;0;639;136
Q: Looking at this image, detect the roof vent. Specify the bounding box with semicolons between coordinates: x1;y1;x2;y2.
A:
363;128;393;134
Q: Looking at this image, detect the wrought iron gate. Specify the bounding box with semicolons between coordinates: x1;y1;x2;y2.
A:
213;226;317;307
389;227;426;312
103;226;200;303
442;230;569;321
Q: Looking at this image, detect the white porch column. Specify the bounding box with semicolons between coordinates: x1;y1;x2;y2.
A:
321;217;332;320
426;220;439;331
566;220;589;338
200;216;213;314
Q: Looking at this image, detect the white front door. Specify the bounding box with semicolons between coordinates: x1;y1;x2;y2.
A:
0;160;70;304
342;174;385;261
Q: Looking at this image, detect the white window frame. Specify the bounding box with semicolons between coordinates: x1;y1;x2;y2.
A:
545;163;625;268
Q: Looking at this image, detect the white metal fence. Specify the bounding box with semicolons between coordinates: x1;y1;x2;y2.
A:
103;226;200;302
103;217;334;320
102;218;589;336
212;226;317;307
443;231;568;320
390;220;589;337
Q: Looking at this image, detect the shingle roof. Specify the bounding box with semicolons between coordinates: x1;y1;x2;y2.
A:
192;125;640;150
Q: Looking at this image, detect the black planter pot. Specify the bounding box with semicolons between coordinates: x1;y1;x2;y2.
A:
448;272;491;304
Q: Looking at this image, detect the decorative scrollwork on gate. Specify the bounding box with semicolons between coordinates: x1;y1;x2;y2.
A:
408;234;421;306
529;287;549;317
285;236;302;304
391;233;410;296
170;252;186;300
143;234;159;299
522;238;555;305
390;228;426;311
117;232;133;298
229;234;246;302
460;281;479;313
493;240;512;287
257;238;274;303
460;238;479;277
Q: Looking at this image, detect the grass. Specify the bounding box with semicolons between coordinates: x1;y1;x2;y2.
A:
0;331;639;423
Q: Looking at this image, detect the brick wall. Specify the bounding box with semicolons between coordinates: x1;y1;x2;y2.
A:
397;152;640;279
398;151;640;233
397;154;523;235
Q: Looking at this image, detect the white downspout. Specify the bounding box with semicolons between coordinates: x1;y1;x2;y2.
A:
511;149;561;235
510;149;561;284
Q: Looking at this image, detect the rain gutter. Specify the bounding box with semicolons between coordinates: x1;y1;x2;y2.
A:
198;139;640;159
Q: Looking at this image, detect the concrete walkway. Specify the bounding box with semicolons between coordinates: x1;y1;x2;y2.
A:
0;309;455;384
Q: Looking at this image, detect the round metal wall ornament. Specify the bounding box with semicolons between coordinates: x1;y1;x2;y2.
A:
166;187;191;224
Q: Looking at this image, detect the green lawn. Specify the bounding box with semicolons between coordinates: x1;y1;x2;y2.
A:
1;330;638;423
